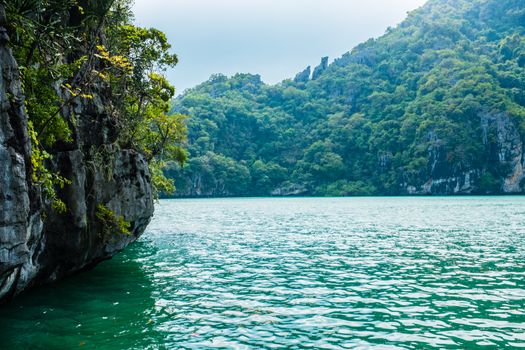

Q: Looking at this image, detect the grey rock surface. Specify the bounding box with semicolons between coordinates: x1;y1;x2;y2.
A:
312;57;329;80
401;111;525;195
294;66;311;83
0;5;154;302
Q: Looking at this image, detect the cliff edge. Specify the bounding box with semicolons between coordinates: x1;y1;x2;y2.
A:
0;4;154;302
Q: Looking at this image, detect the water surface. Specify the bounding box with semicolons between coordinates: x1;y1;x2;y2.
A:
1;197;525;349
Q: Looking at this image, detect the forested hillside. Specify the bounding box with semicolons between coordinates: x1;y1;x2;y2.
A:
168;0;525;197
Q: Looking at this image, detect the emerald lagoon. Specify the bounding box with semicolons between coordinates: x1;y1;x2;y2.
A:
1;197;524;349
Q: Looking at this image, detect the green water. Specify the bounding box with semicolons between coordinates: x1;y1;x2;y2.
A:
1;197;525;349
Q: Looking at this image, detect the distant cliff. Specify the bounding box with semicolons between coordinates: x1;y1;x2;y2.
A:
0;1;183;302
168;0;525;197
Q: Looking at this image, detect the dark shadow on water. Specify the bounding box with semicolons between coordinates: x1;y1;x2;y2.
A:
0;241;162;350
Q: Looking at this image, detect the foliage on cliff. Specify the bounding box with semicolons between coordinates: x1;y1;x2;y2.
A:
169;0;525;196
4;0;187;201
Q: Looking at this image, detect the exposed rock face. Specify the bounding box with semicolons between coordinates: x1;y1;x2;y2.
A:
401;111;525;195
334;46;378;68
0;5;154;302
0;4;39;300
482;112;525;193
294;66;311;83
271;184;308;196
312;57;329;80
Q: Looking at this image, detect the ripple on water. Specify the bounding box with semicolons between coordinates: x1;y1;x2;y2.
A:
0;197;525;349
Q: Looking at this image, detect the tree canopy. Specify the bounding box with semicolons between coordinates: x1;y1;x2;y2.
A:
4;0;187;204
168;0;525;197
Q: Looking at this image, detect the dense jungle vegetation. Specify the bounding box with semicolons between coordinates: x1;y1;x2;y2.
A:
168;0;525;197
3;0;186;207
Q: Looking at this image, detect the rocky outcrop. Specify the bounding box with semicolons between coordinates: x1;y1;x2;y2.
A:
334;46;378;68
0;4;40;300
294;66;311;83
404;170;482;195
481;111;525;192
0;5;154;302
401;111;525;195
312;57;329;80
271;183;308;196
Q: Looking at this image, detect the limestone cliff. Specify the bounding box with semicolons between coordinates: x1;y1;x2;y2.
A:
402;112;525;195
0;5;154;302
312;57;329;80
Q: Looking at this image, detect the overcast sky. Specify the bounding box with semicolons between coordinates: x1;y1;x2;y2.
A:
132;0;428;94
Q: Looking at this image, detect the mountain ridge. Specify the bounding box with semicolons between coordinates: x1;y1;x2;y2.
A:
168;0;525;197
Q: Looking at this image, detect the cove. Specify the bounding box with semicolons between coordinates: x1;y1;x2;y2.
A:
1;197;524;349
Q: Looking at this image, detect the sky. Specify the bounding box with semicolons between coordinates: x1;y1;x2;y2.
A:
132;0;428;94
